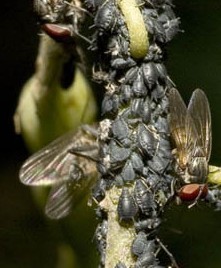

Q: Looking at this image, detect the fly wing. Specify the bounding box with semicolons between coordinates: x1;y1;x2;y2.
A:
169;88;197;160
19;124;98;186
69;145;99;162
68;124;99;161
19;124;99;219
45;181;75;219
45;162;98;219
188;89;212;160
19;130;80;186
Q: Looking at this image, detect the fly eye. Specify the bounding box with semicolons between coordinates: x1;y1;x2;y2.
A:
178;184;208;202
41;23;72;42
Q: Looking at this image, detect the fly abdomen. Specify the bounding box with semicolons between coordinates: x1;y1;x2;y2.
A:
188;157;208;183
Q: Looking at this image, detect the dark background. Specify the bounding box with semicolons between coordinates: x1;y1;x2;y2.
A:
1;0;221;267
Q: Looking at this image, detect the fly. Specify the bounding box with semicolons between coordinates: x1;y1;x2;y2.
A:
169;88;212;185
19;124;98;219
34;0;91;43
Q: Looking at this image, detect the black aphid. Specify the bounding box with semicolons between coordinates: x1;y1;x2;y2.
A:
117;188;138;222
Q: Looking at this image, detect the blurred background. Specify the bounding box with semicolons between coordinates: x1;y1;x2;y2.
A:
1;0;221;267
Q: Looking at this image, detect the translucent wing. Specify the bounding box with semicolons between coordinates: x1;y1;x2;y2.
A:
187;88;212;161
68;125;99;161
19;131;80;186
45;181;75;219
169;88;188;151
45;162;98;219
169;88;198;162
19;124;99;219
19;124;98;186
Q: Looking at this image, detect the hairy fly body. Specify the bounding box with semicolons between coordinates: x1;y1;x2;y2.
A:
19;124;98;219
169;88;212;202
169;88;211;184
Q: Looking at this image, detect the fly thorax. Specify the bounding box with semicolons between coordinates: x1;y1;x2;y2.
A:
187;157;208;183
174;162;188;184
177;150;188;170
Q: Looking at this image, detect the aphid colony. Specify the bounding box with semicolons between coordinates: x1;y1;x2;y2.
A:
89;0;179;265
18;0;218;267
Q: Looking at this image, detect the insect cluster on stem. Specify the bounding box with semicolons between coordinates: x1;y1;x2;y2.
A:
18;0;221;267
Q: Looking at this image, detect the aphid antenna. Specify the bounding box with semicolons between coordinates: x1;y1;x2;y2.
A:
135;1;146;8
89;23;96;30
81;124;99;137
92;66;109;82
104;166;117;178
74;31;92;44
144;0;154;8
147;126;160;146
139;177;151;189
166;76;176;88
112;137;129;148
64;0;94;17
156;237;180;268
168;176;176;196
100;0;111;9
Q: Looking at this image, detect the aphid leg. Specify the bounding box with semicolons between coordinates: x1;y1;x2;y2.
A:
81;124;98;137
156;237;179;268
170;178;176;197
72;27;92;44
64;0;93;17
66;2;92;44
